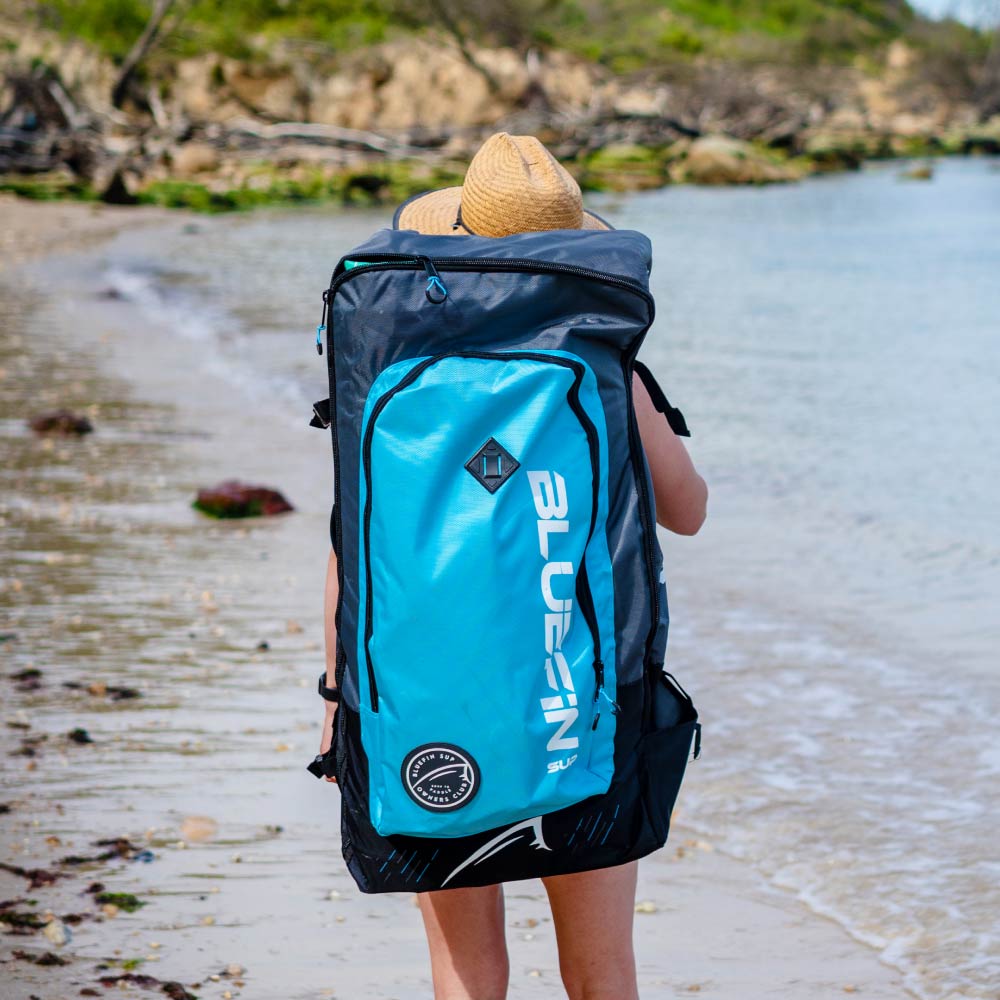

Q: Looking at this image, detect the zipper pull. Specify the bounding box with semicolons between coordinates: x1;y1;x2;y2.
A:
418;256;448;304
592;660;604;731
591;660;620;730
316;290;329;355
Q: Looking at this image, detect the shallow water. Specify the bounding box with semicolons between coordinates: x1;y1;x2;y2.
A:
5;156;998;998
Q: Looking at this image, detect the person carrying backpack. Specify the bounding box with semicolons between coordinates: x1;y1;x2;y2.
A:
309;132;708;1000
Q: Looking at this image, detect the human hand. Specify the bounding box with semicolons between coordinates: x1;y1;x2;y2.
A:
319;701;338;783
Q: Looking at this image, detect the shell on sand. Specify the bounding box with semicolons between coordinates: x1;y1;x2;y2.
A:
180;815;219;842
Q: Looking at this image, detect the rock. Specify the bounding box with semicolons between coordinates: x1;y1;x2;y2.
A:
579;143;668;192
799;129;884;171
67;728;94;744
222;60;304;120
680;135;796;186
900;162;934;181
42;918;70;946
193;481;294;519
27;410;93;435
634;900;658;914
171;141;220;176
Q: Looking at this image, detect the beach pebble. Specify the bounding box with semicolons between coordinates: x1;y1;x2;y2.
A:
101;903;119;917
327;889;342;900
225;964;244;977
180;815;218;843
634;900;658;914
42;918;70;946
200;915;215;926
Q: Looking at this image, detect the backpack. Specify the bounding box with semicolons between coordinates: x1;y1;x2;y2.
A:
307;224;701;893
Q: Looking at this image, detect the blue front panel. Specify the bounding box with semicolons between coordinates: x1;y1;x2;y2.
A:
357;352;616;838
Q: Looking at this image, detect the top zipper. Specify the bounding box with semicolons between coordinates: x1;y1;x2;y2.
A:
321;253;654;322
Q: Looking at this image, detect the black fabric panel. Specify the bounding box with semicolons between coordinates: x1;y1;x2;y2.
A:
333;678;698;893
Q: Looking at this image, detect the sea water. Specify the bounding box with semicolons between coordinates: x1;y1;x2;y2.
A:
93;156;1000;998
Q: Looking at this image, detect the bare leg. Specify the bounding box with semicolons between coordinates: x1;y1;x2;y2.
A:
541;861;639;1000
416;883;510;1000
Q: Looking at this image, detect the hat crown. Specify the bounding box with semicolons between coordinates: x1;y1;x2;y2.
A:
461;133;583;237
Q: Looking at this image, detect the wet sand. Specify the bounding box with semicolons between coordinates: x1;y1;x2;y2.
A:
1;197;916;998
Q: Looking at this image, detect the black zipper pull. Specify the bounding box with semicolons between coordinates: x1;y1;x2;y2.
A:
592;659;604;730
316;289;329;355
418;256;448;304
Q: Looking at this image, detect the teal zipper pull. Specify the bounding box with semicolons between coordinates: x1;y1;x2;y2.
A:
316;290;329;355
591;660;620;730
418;256;448;304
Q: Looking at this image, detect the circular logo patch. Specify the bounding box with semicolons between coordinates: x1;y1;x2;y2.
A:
401;743;480;812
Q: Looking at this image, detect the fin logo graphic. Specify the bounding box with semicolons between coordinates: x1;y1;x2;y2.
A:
402;744;480;812
441;816;551;887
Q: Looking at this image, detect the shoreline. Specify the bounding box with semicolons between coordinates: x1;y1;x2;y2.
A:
1;199;918;998
4;146;997;216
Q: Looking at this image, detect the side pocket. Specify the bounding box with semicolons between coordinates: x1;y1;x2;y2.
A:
639;669;700;845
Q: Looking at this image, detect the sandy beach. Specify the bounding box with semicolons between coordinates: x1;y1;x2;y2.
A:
1;196;921;998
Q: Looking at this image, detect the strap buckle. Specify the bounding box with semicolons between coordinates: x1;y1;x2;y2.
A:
309;398;331;429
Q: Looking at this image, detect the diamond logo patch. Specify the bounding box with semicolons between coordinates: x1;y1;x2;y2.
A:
465;437;520;494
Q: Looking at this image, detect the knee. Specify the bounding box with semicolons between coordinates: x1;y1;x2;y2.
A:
433;957;509;1000
559;951;637;1000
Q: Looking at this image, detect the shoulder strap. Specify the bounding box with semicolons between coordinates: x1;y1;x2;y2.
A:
632;361;690;438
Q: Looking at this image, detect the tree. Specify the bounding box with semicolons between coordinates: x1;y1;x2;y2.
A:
111;0;179;109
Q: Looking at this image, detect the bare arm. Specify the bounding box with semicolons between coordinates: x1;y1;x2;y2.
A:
319;547;339;782
632;372;708;535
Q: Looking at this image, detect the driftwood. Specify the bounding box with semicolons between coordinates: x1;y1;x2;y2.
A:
1;66;83;130
111;0;177;109
224;117;425;156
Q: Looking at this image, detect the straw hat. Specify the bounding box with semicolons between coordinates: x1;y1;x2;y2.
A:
394;132;611;236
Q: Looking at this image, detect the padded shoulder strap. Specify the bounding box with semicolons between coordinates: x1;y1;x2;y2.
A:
632;361;690;438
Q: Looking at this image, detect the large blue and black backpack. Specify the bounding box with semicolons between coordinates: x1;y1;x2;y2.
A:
307;221;701;893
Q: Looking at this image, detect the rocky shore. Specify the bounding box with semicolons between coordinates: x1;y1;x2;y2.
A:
2;18;999;212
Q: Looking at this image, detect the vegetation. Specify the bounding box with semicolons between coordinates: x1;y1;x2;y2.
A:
30;0;989;71
94;891;147;912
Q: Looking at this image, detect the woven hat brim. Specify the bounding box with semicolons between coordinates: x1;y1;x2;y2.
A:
394;186;611;235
